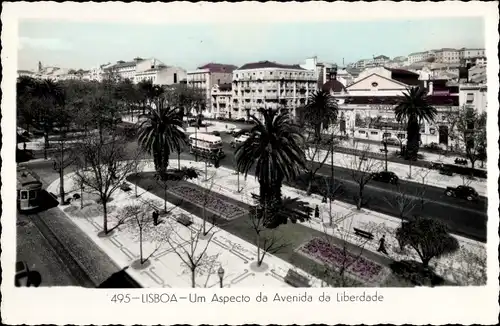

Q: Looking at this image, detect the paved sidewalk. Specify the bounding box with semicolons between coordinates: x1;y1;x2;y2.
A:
48;159;486;286
48;171;324;288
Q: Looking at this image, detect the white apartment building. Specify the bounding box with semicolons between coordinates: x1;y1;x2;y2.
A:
187;63;237;115
17;70;35;78
373;55;390;66
459;48;486;60
434;48;460;64
460;83;487;114
468;65;487;84
231;61;317;120
408;51;436;65
104;57;164;82
134;65;186;86
210;84;233;119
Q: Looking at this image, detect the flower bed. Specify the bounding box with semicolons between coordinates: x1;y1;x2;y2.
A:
298;237;384;284
169;185;248;220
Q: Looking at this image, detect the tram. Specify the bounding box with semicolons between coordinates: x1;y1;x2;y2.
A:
17;167;43;211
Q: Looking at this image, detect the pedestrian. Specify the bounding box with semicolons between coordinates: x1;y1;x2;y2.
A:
377;235;388;255
153;210;159;226
322;195;327;203
23;142;27;151
314;205;320;219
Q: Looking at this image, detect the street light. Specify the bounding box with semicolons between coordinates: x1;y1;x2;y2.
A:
217;266;225;288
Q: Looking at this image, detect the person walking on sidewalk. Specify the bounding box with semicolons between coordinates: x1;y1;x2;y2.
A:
314;205;320;219
377;235;388;255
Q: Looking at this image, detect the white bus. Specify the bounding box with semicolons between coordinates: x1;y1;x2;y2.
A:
189;133;225;159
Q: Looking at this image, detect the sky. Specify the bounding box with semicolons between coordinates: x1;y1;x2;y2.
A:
18;17;485;71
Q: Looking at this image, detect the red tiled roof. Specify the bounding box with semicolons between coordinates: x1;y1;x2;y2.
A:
237;60;305;70
322;79;347;93
197;63;238;73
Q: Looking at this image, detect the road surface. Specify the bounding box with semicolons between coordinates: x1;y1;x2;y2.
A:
23;128;488;242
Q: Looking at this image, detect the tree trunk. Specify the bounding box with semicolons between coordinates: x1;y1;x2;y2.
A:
102;200;108;234
191;267;196;288
59;167;65;205
422;257;431;269
139;229;143;263
256;232;262;266
164;184;168;212
306;178;313;196
356;186;363;210
177;150;181;169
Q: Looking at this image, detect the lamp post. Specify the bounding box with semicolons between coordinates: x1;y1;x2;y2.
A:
217;266;225;288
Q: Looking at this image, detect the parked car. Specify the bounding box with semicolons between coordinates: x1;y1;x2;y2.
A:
212;131;220;136
225;127;235;134
370;171;399;184
15;261;30;286
231;135;249;148
445;186;478;201
428;161;444;170
382;137;400;146
236;118;246;122
454;157;468;165
231;128;242;136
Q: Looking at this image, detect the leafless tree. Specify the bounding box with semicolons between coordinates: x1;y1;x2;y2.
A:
52;133;78;205
303;132;333;196
314;215;380;287
439;245;487;286
73;134;141;235
248;199;288;267
165;219;218;288
343;144;383;210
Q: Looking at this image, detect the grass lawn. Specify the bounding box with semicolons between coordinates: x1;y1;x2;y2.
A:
128;171;417;287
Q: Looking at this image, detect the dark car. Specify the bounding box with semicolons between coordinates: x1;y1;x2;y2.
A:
454;157;468;165
371;171;399;184
428;161;444;170
445;186;478;201
212;131;220;136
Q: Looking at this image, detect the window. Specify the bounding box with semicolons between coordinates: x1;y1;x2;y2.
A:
397;133;405;139
173;73;178;84
466;93;474;104
383;132;392;138
29;190;37;199
21;191;28;200
370;131;378;135
358;130;366;134
270;72;273;75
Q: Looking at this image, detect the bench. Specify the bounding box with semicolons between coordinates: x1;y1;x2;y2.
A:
120;183;132;192
284;269;311;288
176;214;193;227
353;227;374;240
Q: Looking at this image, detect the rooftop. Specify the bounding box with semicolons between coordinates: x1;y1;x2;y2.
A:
237;60;305;71
197;63;238;73
322;79;347;93
341;95;459;106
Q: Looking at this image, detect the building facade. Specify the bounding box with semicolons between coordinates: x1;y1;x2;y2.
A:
134;65;186;85
231;61;317;120
325;67;460;146
104;57;164;82
459;83;487;114
434;48;460;64
459;48;486;60
187;63;237;116
210;83;233;119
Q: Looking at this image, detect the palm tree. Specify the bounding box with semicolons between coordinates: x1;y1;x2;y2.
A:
137;91;187;176
236;108;308;227
303;90;339;141
394;87;437;160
